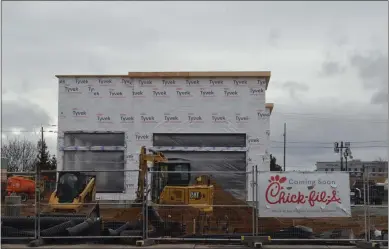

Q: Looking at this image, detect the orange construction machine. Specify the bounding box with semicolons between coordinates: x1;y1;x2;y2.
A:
6;175;45;202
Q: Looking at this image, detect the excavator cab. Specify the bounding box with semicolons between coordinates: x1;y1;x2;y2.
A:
151;158;191;202
56;172;93;203
151;158;214;213
42;171;98;217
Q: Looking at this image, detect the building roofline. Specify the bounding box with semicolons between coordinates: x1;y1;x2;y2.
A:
55;71;272;90
265;103;274;114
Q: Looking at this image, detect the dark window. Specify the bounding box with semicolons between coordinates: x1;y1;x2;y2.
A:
63;151;125;193
153;133;246;147
64;133;125;147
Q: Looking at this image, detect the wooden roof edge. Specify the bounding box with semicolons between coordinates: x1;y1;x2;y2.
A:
56;71;272;89
55;75;129;78
265;103;274;114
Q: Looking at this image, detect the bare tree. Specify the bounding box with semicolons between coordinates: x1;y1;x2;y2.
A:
1;137;38;172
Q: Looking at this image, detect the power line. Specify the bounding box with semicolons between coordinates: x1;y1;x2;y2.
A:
271;145;388;149
272;112;387;123
1;130;57;133
271;140;388;144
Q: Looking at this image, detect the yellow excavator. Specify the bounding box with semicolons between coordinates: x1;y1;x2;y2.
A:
136;146;214;213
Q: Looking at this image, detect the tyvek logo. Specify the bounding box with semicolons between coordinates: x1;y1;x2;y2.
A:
59;79;66;85
99;78;113;86
152;88;169;97
209;79;224;86
135;132;150;141
257;110;270;119
212;114;227;123
126;154;135;161
140;113;156;123
132;90;145;98
188;113;203;123
224;88;239;97
164;113;181;123
247;136;261;145
65;86;81;94
72;108;87;118
176;88;192;97
257;78;267;86
162;79;176;86
109;88;125;98
249;88;264;96
120;114;135;123
200;88;215;97
88;86;101;97
121;78;135;87
75;79;88;85
235;114;249;123
138;79;153;87
186;79;201;87
233;79;248;86
96;113;112;123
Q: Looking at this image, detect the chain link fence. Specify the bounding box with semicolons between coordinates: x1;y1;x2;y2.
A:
1;169;387;246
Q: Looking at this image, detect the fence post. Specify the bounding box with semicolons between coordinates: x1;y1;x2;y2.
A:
251;166;255;236
255;165;258;236
34;170;38;240
363;168;368;242
367;172;371;241
145;169;149;240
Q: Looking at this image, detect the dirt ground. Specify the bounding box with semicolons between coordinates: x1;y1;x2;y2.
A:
2;183;388;237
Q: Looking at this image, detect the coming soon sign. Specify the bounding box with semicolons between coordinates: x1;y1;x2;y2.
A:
258;172;351;218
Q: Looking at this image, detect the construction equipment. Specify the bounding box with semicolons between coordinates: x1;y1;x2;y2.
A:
137;146;214;213
350;179;385;205
6;175;44;202
41;171;99;218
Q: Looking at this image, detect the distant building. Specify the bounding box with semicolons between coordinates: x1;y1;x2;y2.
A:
316;160;388;177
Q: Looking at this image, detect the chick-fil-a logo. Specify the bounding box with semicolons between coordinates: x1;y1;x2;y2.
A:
265;175;341;207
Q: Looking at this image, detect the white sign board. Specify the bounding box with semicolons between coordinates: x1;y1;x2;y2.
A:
258;172;351;218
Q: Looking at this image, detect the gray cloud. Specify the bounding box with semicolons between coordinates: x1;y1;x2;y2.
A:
320;61;346;77
350;51;388;105
268;29;281;47
282;81;309;100
2;1;388;167
2;98;52;129
270;101;388;170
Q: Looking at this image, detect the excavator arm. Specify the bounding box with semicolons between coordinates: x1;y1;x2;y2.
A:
135;146;167;202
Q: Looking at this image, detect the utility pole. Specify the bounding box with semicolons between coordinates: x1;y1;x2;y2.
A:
283;123;286;171
37;126;44;238
334;141;352;171
340;141;344;171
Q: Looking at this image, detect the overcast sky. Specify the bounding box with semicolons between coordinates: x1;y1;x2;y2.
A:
2;1;388;170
